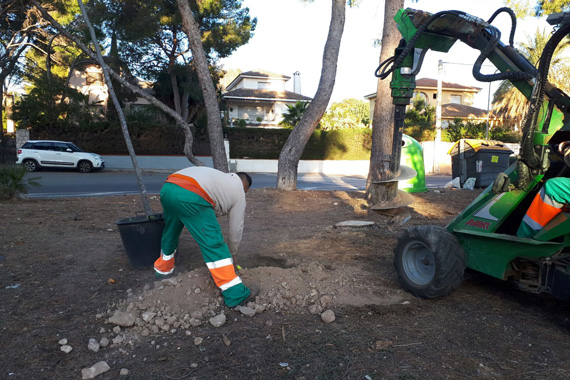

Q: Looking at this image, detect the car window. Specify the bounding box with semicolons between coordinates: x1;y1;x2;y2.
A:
32;142;52;150
22;142;33;149
67;143;83;152
54;143;71;152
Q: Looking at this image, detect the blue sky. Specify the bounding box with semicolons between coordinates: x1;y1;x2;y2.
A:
219;0;551;110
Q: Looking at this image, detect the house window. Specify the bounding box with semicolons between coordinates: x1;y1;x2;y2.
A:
257;81;271;89
450;94;461;104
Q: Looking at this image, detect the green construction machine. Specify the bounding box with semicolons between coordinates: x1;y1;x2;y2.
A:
382;7;570;300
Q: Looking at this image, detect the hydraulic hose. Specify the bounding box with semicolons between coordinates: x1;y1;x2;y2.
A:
520;22;570;170
487;7;517;46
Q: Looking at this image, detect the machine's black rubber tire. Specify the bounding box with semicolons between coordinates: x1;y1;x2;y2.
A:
23;159;40;172
78;160;93;173
394;225;465;299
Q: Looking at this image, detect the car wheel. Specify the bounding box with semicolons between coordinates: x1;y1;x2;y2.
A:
23;159;40;172
394;225;465;299
78;160;93;173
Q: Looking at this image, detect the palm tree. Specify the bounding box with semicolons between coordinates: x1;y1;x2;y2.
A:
492;29;570;128
279;101;309;127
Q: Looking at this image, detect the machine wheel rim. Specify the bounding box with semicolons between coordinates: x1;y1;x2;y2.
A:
402;241;435;286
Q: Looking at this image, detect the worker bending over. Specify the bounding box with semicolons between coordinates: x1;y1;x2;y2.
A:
154;166;258;307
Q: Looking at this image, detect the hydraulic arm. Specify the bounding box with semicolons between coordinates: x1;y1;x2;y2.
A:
377;7;570;189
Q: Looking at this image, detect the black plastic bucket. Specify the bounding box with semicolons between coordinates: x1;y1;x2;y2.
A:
116;213;165;269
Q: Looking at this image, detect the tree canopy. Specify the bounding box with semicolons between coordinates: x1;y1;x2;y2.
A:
492;28;570;124
505;0;570;17
318;98;370;130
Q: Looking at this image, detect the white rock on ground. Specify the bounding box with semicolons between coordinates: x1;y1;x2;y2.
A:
321;310;336;324
209;313;226;327
108;311;135;327
81;361;110;379
87;338;100;352
120;368;129;376
60;345;73;353
238;306;256;317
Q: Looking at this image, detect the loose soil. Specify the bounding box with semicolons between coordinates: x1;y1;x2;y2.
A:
2;186;570;380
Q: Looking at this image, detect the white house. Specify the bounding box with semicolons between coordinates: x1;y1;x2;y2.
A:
365;78;487;127
67;63;153;117
222;70;312;127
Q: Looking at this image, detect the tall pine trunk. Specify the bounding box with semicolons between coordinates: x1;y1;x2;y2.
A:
177;0;228;172
366;0;405;204
277;0;345;190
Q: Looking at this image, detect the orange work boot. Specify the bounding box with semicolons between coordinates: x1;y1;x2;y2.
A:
154;251;175;278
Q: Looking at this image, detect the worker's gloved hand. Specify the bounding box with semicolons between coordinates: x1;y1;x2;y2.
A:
232;256;243;273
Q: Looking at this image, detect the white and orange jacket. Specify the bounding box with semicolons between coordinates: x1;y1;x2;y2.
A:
166;166;246;255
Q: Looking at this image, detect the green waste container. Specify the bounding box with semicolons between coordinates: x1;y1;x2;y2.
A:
448;139;513;188
399;134;427;193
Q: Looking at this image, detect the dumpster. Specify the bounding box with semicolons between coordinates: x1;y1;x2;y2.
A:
448;139;513;188
399;134;428;193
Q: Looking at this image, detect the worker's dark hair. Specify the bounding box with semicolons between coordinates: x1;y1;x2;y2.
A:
237;172;252;188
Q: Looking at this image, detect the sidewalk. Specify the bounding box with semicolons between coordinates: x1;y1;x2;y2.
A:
102;155;448;177
102;155;374;175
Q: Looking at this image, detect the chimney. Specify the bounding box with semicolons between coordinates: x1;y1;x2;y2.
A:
293;71;301;94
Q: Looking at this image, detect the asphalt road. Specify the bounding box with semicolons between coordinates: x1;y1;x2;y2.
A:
23;170;451;199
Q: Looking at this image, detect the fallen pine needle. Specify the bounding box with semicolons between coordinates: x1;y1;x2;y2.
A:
393;342;422;347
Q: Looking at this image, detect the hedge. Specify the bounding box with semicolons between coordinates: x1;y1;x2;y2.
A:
29;123;374;160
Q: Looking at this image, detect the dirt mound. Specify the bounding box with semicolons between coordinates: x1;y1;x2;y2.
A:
107;257;408;340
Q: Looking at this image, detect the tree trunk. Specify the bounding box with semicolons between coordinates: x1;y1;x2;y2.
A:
32;0;205;167
366;0;405;204
170;70;182;116
0;84;4;164
177;0;228;172
78;0;153;217
276;0;346;190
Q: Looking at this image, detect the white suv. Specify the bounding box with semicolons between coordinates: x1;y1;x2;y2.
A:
17;140;105;173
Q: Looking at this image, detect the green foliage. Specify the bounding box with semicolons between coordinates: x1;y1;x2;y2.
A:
488;125;523;143
280;101;308;127
0;165;39;200
237;119;247;127
225;127;372;160
441;119;520;143
506;0;570;17
443;119;486;142
12;68;93;130
319;98;370;130
404;95;436;141
29;121;186;155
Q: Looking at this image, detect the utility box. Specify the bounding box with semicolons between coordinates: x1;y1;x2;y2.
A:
448;139;513;188
400;134;427;193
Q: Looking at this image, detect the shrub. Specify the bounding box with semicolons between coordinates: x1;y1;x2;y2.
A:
404;95;436;141
489;125;522;143
0;165;40;200
443;119;486;142
225;127;372;160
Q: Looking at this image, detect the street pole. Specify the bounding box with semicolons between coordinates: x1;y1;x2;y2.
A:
486;81;491;140
434;59;443;174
